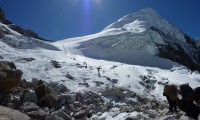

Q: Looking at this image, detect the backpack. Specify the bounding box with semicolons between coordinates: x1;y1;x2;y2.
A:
179;84;195;102
164;84;178;100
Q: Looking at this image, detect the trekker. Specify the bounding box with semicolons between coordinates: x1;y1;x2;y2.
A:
97;66;102;77
83;62;87;68
163;84;178;113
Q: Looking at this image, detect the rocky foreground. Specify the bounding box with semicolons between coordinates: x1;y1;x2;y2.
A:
0;60;197;120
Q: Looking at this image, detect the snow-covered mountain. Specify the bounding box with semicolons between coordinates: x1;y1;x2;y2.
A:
56;8;200;71
0;8;200;119
0;8;58;50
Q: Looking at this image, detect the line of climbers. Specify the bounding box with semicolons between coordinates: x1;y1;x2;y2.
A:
163;83;200;120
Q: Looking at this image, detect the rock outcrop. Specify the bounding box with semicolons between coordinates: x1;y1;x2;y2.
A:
0;8;5;21
35;80;58;108
0;61;23;93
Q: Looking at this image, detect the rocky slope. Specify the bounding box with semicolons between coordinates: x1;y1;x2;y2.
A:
0;61;198;120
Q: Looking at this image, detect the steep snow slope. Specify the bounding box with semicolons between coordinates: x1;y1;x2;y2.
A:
55;8;200;71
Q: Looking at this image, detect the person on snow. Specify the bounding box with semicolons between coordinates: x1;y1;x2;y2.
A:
163;84;178;113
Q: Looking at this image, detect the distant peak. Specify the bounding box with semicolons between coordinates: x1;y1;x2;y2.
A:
103;8;162;31
132;8;160;17
0;7;5;21
139;8;158;13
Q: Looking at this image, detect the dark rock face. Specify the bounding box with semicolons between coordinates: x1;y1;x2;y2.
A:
8;24;47;41
0;8;5;21
150;27;200;71
0;61;23;93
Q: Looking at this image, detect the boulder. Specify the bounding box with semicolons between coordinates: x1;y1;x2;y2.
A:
20;102;40;113
75;92;83;103
22;89;38;103
47;110;71;120
0;61;22;93
65;73;74;80
74;101;82;108
51;60;61;68
0;105;30;120
74;109;88;119
59;84;69;93
26;109;48;120
35;80;58;108
32;78;39;87
20;79;34;89
46;115;65;120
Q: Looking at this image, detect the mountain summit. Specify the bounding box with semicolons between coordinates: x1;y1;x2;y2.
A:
58;8;200;71
104;8;184;42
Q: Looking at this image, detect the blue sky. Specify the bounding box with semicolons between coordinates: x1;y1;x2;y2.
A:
0;0;199;41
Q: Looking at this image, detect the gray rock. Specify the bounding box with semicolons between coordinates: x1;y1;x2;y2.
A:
65;73;74;80
46;115;65;120
75;92;83;103
35;80;58;108
26;109;48;120
6;103;15;109
32;78;39;87
74;101;82;108
105;102;113;109
0;61;23;93
149;113;156;118
74;109;88;119
49;110;71;120
22;57;36;62
20;102;40;113
59;84;69;93
0;105;30;120
125;117;137;120
68;104;75;112
20;79;34;88
51;60;61;68
22;89;38;103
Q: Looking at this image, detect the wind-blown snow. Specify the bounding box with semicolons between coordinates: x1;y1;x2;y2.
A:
123;19;146;33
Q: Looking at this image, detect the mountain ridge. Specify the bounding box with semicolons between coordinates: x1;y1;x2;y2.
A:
57;8;200;71
0;7;50;41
